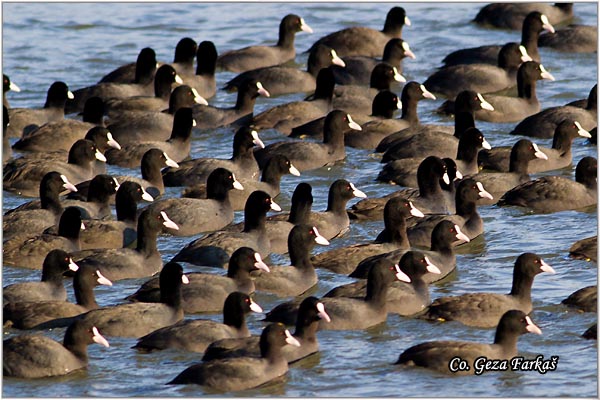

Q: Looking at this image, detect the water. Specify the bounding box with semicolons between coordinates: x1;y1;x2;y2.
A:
2;2;598;397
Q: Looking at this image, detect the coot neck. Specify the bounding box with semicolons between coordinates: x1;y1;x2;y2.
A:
234;89;258;113
74;276;100;310
456;136;479;164
68;152;93;169
169;120;193;142
418;172;444;199
134;58;155;85
159;279;183;309
382;17;404;37
223;304;247;331
243;208;267;232
370;74;392;91
551;130;573;155
168;98;184;115
82;102;105;125
58;218;81;242
383;46;404;69
374;103;396;119
521;23;541;61
206;181;230;202
154;75;173;101
493;326;520;358
294;315;318;342
288;239;314;271
400;92;419;124
44;94;67;110
231;139;254;161
115;191;138;224
312;71;335;102
87;185;111;205
586;87;597;111
517;72;537;101
277;24;296;49
63;328;89;363
261;163;284;188
41;264;66;285
430;234;453;256
411;277;429;302
323;125;344;148
288;198;312;225
456;194;477;219
378;215;409;246
509;154;532;175
325;190;348;215
576;165;597;190
196;50;217;77
136;218;159;256
306;51;324;77
226;263;253;289
40;187;64;215
365;272;391;308
141;159;164;191
509;268;534;302
454;112;475;139
260;335;285;363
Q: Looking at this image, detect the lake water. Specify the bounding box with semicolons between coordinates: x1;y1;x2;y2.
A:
2;2;598;397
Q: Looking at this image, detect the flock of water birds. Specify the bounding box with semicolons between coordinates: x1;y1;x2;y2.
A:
2;2;598;394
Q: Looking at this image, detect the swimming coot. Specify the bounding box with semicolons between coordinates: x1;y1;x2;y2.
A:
171;190;281;268
217;14;313;73
498;156;597;213
126;247;269;314
420;253;555;328
132;291;263;353
442;11;555;67
396;310;542;375
3;320;110;378
306;6;410;58
167;323;300;391
223;44;345;97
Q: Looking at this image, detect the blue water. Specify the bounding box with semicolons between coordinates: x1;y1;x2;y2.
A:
2;2;598;397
